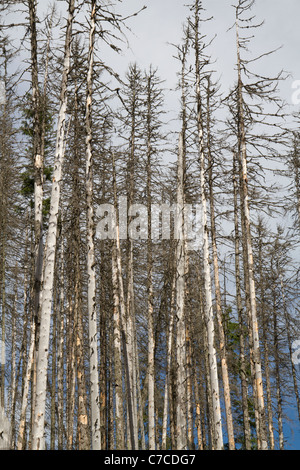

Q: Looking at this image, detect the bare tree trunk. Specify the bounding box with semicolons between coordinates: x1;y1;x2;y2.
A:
257;225;275;449
57;232;65;450
193;367;203;450
74;254;89;450
202;305;215;450
17;217;31;450
50;278;57;450
206;77;235;450
0;244;5;411
113;155;135;450
9;288;17;449
192;1;223;448
85;0;101;450
185;304;194;450
28;0;44;341
112;243;125;449
125;81;140;447
196;266;214;449
233;152;252;449
66;293;76;450
32;0;75;450
235;13;268;451
147;127;155;451
197;80;223;451
17;320;36;449
18;7;54;447
162;269;175;450
175;133;187;450
272;277;284;450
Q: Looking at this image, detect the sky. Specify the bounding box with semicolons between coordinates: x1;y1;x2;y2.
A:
110;0;300;118
7;0;300;120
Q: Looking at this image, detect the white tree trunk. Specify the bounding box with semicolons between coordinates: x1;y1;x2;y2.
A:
57;234;64;450
162;272;175;449
112;244;125;449
0;406;11;450
113;157;136;449
176;133;187;450
193;1;223;448
85;0;101;450
235;14;267;450
32;0;75;450
17;316;36;450
200;170;223;450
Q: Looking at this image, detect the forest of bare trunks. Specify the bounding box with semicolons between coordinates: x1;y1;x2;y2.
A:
0;0;300;451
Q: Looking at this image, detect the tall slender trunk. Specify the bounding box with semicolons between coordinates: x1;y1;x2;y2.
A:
206;78;235;450
28;0;44;339
0;65;8;408
126;76;140;448
235;14;267;450
9;289;17;449
233;152;252;449
32;0;75;449
271;271;284;450
85;0;101;450
17;217;31;450
17;315;36;450
66;291;76;450
0;238;5;410
57;232;65;450
50;276;57;450
257;227;274;449
113;155;135;450
195;59;223;454
147;185;155;448
193;365;203;450
74;242;89;450
185;303;194;450
28;4;44;429
145;75;156;450
175;133;187;450
191;1;223;448
18;8;53;445
201;299;215;450
162;267;176;450
112;243;125;449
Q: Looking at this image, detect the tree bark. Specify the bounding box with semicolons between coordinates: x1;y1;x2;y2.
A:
85;0;101;450
175;133;187;450
206;77;235;450
235;11;268;450
32;0;75;450
233;152;252;449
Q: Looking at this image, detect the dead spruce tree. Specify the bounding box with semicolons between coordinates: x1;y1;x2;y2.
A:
191;1;223;449
226;0;287;450
84;0;101;450
32;0;75;450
